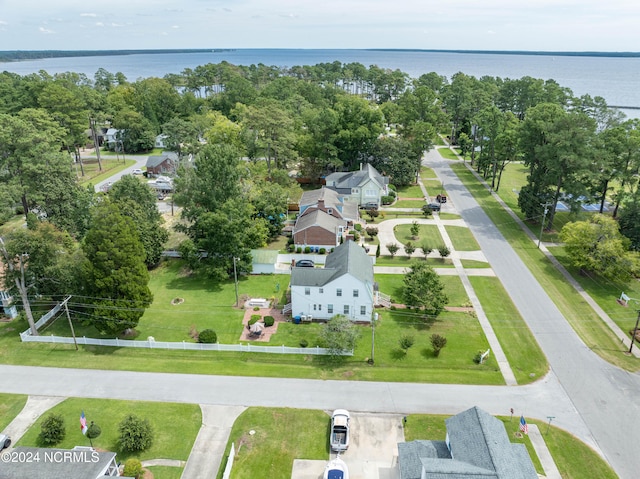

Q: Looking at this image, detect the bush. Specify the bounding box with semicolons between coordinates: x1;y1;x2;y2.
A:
473;350;484;364
249;314;261;325
38;414;66;446
123;458;143;478
296;247;302;253
198;329;217;343
405;242;416;255
388;184;397;191
299;339;309;348
263;316;275;327
399;335;415;350
118;414;154;452
438;245;451;257
289;244;296;252
303;246;311;253
389;189;397;198
431;334;448;357
354;223;362;231
366;226;379;238
319;248;326;254
381;195;394;205
253;306;260;311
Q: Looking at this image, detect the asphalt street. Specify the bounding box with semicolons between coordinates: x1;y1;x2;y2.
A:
428;150;640;479
1;149;638;477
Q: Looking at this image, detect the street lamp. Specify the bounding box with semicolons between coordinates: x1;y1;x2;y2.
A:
620;292;640;354
629;310;640;354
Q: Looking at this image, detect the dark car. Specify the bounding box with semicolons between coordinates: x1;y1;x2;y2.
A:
295;259;315;268
360;202;379;210
423;203;441;212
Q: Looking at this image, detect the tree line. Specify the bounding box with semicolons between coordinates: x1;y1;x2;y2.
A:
1;59;639;335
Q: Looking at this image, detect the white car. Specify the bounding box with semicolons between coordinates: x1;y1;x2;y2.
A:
324;456;349;479
132;168;143;175
0;433;11;450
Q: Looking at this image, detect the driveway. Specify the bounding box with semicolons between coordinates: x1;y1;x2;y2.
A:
291;413;403;479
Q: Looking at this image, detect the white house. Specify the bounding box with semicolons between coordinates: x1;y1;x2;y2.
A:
289;240;375;322
324;163;389;207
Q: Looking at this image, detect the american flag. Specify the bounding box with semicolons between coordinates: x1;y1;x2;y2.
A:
519;415;528;435
80;411;88;435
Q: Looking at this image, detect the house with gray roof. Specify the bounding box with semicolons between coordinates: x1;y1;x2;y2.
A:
324;163;389;207
0;446;121;479
293;209;347;250
146;151;179;176
298;187;359;223
398;406;538;479
289;240;375;322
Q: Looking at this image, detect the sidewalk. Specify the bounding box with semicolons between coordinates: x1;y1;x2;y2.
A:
2;395;65;448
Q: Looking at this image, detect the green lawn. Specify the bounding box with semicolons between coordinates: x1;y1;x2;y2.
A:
451;163;639;371
445;225;481;251
394;185;424;198
0;393;28;431
394;224;444;248
390;199;425;208
374;255;455;267
423;180;444;194
469;277;548;384
460;259;491;268
77;158;137;187
147;466;183;479
403;414;616;479
17;398;201;464
218;408;328;479
420;166;437;180
375;274;469;308
437;148;461;161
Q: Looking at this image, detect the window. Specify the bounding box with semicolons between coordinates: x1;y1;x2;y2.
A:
360;306;366;315
313;304;317;311
319;288;323;294
319;304;322;311
365;189;376;197
328;304;333;314
353;289;359;298
337;288;342;297
305;287;310;295
344;305;350;314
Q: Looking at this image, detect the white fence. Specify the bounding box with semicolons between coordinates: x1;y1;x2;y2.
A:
19;331;352;356
221;443;235;479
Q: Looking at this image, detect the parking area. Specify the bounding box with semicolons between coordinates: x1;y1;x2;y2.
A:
291;413;403;479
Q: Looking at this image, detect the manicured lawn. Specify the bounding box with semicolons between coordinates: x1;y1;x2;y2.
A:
374;255;455;267
437;148;461;160
218;408;328;479
469;277;548;384
394;223;444;248
0;393;27;431
377;211;423;220
394;185;424;198
460;259;491;268
420;166;437;180
375;274;469;308
438;212;461;220
423;180;444;194
445;225;480;251
451;163;639;371
263;235;289;251
17;398;201;464
391;199;425;208
147;466;183;479
77;158;137;187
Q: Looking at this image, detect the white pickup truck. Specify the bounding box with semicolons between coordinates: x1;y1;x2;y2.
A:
0;433;11;450
330;409;350;452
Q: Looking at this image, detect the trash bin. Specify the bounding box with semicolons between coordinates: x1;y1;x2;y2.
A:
294;316;301;324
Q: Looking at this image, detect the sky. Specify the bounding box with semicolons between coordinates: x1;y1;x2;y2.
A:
0;0;638;52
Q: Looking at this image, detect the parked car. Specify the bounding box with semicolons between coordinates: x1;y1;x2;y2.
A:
295;259;315;268
132;168;143;175
324;455;349;479
360;202;379;210
423;203;441;212
0;433;11;450
330;409;350;452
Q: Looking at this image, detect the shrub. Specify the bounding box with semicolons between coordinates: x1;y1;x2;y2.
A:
438;245;451;257
366;226;379;238
388;184;397;191
431;334;448;357
387;242;400;258
296;247;302;253
38;414;65;446
86;422;102;442
404;242;416;255
473;350;484;364
289;244;296;252
376;244;380;258
123;458;143;478
299;339;309;348
263;316;275;327
399;335;415;350
118;414;154;452
253;306;260;311
389;189;397;198
198;329;217;343
319;248;326;254
354;223;362;231
249;315;261;326
381;195;394;205
304;246;311;253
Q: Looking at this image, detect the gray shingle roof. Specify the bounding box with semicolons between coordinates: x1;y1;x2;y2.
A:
398;440;451;479
325;163;388;189
398;407;538;479
299;187;343;209
294;209;347;235
0;447;118;479
146;151;178;168
290;240;373;287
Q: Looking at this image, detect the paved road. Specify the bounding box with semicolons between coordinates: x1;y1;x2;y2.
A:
428;150;640;479
92;155;148;193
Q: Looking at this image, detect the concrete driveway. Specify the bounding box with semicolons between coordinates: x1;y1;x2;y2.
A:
291;413;403;479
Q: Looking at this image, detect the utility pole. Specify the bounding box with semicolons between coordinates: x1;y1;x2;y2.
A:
628;310;640;354
233;257;240;307
62;296;78;350
89;117;103;171
537;203;552;249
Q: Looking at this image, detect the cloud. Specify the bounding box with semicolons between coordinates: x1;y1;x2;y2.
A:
80;13;97;18
95;22;105;27
38;26;55;34
111;23;124;27
172;25;180;29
